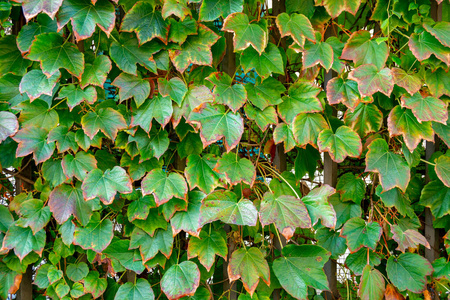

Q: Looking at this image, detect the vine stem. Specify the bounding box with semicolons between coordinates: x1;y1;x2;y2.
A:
260;163;301;199
420;158;436;167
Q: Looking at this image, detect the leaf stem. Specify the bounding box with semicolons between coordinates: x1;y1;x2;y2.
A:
420;158;436;167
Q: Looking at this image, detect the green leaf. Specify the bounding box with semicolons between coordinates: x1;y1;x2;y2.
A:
55;282;70;298
142;169;188;206
162;0;191;20
0;205;14;233
80;55;111;89
19;69;60;101
185;154;221;194
83;271;107;298
401;92;447;124
387;105;434;152
336;173;365;204
301;185;336;228
260;192;311;240
433;118;450;148
57;0;115;41
240;43;284;79
348;65;394;97
133;208;168;237
2;225;45;260
188;229;227;271
292;113;329;148
432;257;450;280
317;0;361;18
345;248;382;276
112;73;150;108
114;278;155;300
340;217;382;252
42;158;67;187
276;12;315;47
316;228;347;259
0;73;28;106
73;212;113;253
158;77;187;106
130;227;173;262
81;107;127;140
13;0;62;21
66;262;89;282
424;22;450;48
28;33;84;78
420;180;450;218
358;265;385;300
215;152;256;186
48;126;78;153
222;12;267;54
344;103;383;138
273;245;330;300
228;247;270;296
82;166;132;205
17;14;58;54
207;72;247;112
129;127;170;160
0;35;32;76
62;151;97;181
200;190;258;226
58;85;97;111
171;191;205;237
273;122;297;152
245;77;285;110
168;17;197;44
244;104;278;131
169;24;220;73
386;253;433;293
0;112;18;143
16;199;51;233
47;266;63;284
391;225;430;252
341;30;388;69
303;33;334;71
131;95;173;131
391;68;421;96
317;126;362;163
161;261;200;300
70;282;85;298
409;30;450;66
326;77;361;111
49;183;96;226
295;145;321;180
189;103;244;152
127;195;155;222
376;185;414;217
103;238;145;274
34;264;51;289
199;0;243;21
365;138;410;192
110;33;159;75
13;126;55;163
121;2;169;44
435;154;450;187
278;80;323;123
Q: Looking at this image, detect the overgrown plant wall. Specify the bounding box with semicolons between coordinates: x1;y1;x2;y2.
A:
0;0;449;299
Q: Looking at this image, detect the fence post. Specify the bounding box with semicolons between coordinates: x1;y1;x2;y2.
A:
15;160;33;300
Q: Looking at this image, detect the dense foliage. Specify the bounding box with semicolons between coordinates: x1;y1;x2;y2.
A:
0;0;449;299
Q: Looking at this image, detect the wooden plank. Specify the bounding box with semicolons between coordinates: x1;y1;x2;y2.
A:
15;160;33;300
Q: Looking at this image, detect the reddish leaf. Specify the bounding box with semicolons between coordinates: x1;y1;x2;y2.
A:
341;30;388;69
391;68;422;96
348;64;394;98
401;92;448;124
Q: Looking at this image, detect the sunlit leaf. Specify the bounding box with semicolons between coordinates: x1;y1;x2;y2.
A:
114;278;155;300
260;192;311;240
240;43;284;79
81;166;132;204
245;77;285;110
57;0;115;41
340;217;382;252
341;30;388;69
292;113;329;148
365;138;410;192
391;68;421;96
142;169;188;206
215;152;256;186
83;271;107;298
391;225;430;252
200;190;258;226
344;103;383;138
222;12;267;54
188;229;227;271
0;112;19;143
317;126;362;163
348;64;393;97
207;72;247;112
161;261;200;300
409;30;450;66
358;265;385;300
81;107;127;140
199;0;243;21
12;0;62;21
301;185;336;228
185;154;221;194
276;12;315;47
19;69;60;101
435;154;450;187
326;77;361;111
316;0;361;18
386;253;433;293
228;247;270;296
273;244;329;300
131;95;173;131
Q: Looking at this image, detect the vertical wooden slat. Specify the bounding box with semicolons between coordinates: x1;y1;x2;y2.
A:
15;160;33;300
221;27;238;300
322;21;340;298
424;0;442;266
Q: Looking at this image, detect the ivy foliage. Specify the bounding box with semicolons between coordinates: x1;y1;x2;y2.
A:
0;0;450;299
